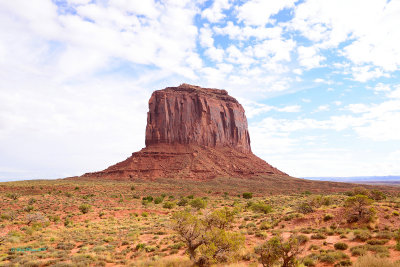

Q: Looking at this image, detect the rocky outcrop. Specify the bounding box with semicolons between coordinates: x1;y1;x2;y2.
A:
145;84;251;153
82;84;288;180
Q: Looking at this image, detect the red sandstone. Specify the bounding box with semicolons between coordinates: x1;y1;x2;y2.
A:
83;84;287;180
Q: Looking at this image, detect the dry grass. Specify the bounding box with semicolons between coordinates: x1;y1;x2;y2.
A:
0;178;399;266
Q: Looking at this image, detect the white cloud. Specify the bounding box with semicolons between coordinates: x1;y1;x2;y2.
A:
351;65;388;82
201;0;231;23
333;101;342;106
373;83;391;92
297;46;325;69
388;85;400;99
277;105;301;113
292;0;400;76
236;0;296;26
346;103;370;114
213;21;283;40
199;26;214;48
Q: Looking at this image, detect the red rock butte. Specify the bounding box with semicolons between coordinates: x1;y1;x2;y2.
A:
83;84;288;180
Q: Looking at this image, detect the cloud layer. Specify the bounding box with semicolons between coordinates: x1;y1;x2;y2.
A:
1;0;400;180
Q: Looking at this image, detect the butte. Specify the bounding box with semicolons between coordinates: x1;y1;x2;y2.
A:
82;84;288;180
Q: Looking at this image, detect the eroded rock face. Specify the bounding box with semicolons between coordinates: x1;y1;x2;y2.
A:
82;84;288;180
145;84;251;153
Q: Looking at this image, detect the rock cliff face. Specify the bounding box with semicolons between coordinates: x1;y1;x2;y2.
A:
82;84;288;180
145;84;251;153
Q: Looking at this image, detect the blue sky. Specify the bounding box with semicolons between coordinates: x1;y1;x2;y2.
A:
0;0;400;181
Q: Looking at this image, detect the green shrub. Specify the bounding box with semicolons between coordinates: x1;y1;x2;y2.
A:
311;233;326;239
177;197;188;206
6;193;19;200
255;235;303;267
369;189;386;200
190;198;207;209
142;196;153;202
350;245;367;256
79;204;91;214
353;230;371;241
319;251;348;264
367;239;388;245
297;202;314;214
154;196;163;204
335;259;352;266
64;217;73;227
375;231;392;239
323;214;334;221
171;208;243;265
163;201;176;209
303;257;315;266
345;195;375;223
334;242;348;250
242;192;253;199
250;202;272;214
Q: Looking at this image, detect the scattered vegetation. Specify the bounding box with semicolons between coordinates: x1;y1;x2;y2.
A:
0;180;399;266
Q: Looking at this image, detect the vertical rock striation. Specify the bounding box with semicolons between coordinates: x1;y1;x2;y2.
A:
82;84;288;180
145;84;251;153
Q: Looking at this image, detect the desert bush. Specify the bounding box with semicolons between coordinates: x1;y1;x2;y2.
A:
375;231;392;239
296;234;309;245
352;187;370;196
323;213;334;221
177;197;188;206
249;202;272;214
319;251;349;264
302;257;316;266
310;233;326;239
242;192;253;199
259;221;271;230
47;214;60;223
367;239;388;245
171;208;244;265
190;198;207;209
353;230;371;241
64;217;73;227
142;196;153;202
163;201;176;209
204;207;237;229
334;242;348;250
345;195;375;222
56;242;75;250
198;228;244;265
28;198;37;205
350;245;367;256
79;204;91;214
297;202;314;214
255;235;303;267
24;205;35;212
25;212;47;226
154;196;163;204
130;185;135;190
353;254;398;267
6;193;20;200
335;259;352;266
369;189;386;200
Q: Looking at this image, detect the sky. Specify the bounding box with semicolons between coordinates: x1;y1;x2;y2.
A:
0;0;400;181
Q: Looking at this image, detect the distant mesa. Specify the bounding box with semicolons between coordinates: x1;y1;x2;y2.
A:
82;83;288;180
